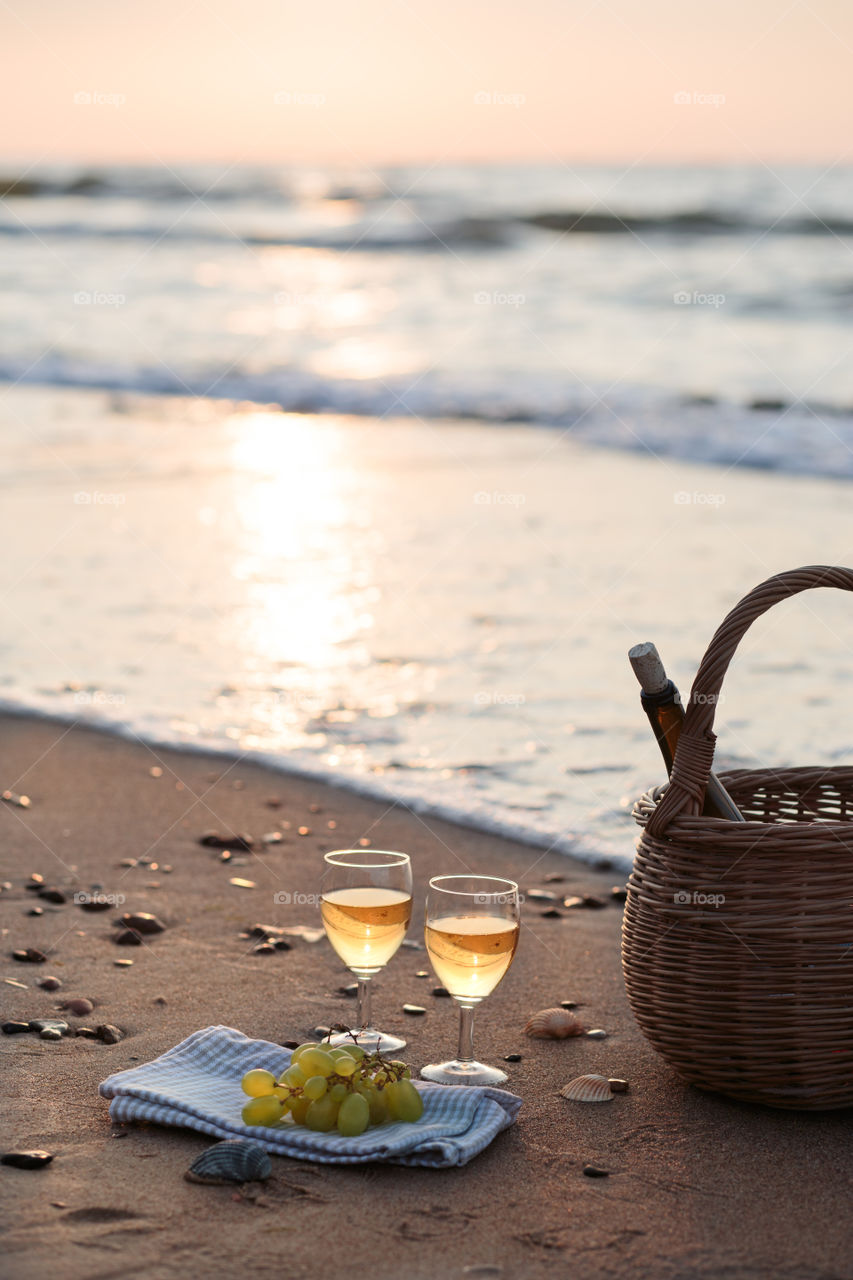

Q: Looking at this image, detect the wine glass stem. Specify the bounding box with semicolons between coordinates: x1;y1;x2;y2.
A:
357;976;372;1031
457;1003;476;1064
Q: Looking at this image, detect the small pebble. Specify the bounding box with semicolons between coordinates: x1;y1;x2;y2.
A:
200;832;254;851
4;978;28;989
544;873;565;883
262;832;283;844
2;791;31;808
229;878;256;890
149;766;163;778
29;1019;69;1035
357;838;370;847
282;1040;299;1050
326;820;337;830
308;803;321;813
251;942;276;955
38;976;62;991
219;851;232;862
595;858;615;872
431;987;451;998
114;959;134;968
40;1028;62;1041
265;798;282;809
402;1004;426;1016
113;930;143;946
297;827;311;837
12;949;47;963
503;1053;522;1063
26;874;45;889
119;912;165;935
338;983;358;998
611;886;628;903
608;1079;629;1093
560;1000;578;1009
583;1165;610;1178
76;1027;99;1039
51;1201;67;1208
38;888;67;904
97;1024;123;1044
120;859;138;869
154;996;168;1005
2;1021;31;1035
61;998;94;1016
273;939;292;951
415;970;429;978
526;889;559;904
586;1029;608;1040
540;908;562;918
1;1150;53;1169
27;907;43;917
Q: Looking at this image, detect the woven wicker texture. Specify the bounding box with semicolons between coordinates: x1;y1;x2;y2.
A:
623;566;853;1110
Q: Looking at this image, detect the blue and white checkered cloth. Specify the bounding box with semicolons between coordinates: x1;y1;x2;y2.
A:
99;1025;522;1168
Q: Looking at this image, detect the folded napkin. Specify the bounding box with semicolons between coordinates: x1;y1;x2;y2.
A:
99;1025;522;1168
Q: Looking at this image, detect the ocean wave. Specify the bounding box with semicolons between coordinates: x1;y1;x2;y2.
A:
3;359;853;481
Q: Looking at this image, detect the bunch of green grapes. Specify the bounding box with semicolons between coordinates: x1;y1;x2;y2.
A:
240;1040;424;1137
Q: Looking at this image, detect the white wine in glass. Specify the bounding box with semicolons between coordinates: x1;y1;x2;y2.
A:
421;874;519;1086
320;849;412;1053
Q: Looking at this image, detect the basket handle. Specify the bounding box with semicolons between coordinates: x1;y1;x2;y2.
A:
645;565;853;837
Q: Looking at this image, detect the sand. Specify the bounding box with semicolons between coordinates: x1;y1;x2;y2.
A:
1;711;852;1280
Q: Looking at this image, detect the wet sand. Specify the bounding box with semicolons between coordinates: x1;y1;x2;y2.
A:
1;711;852;1280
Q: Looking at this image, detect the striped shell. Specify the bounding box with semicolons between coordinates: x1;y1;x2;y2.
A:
185;1139;271;1184
559;1074;613;1103
524;1008;585;1039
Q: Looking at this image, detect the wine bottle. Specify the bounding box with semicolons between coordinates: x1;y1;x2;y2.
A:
628;641;744;821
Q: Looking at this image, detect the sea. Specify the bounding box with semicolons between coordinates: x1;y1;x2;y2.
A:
2;160;853;871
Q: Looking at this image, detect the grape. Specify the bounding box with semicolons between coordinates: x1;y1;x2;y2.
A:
241;1068;277;1098
329;1082;348;1102
280;1064;306;1088
337;1091;370;1137
290;1042;319;1065
241;1095;284;1127
298;1048;336;1078
334;1054;358;1077
303;1075;327;1101
272;1085;292;1102
385;1079;424;1123
289;1097;311;1125
305;1095;340;1132
367;1087;387;1125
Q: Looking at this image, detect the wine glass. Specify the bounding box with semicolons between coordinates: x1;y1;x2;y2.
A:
421;874;519;1086
320;849;412;1053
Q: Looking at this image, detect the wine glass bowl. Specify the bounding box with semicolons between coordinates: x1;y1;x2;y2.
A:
421;874;519;1086
320;849;412;1053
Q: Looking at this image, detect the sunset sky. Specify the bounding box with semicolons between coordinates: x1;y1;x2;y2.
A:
2;0;852;165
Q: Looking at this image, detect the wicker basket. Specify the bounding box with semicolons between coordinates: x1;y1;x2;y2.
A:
622;565;853;1110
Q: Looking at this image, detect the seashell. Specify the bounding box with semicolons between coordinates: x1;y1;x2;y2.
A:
559;1074;613;1103
185;1139;271;1185
524;1008;585;1039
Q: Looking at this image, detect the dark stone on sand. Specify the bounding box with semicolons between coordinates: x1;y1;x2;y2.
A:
29;1019;69;1035
61;998;94;1016
608;1079;629;1093
2;1021;31;1035
75;1027;99;1038
560;1000;578;1009
432;987;450;998
27;907;43;917
273;939;292;951
544;873;565;883
199;831;254;851
314;1026;331;1039
12;949;47;963
402;1004;426;1015
154;996;167;1005
1;1150;54;1169
503;1053;522;1062
540;908;562;918
119;912;165;934
282;1040;299;1050
40;1028;62;1041
582;1165;610;1178
78;897;114;912
338;983;358;998
563;895;607;910
96;1024;123;1044
595;858;615;872
526;890;559;904
415;970;429;978
611;886;628;903
251;942;276;955
37;976;62;991
114;930;143;946
37;888;67;904
25;875;45;890
248;923;285;939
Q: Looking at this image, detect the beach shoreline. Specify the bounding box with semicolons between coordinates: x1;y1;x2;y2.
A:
2;712;852;1280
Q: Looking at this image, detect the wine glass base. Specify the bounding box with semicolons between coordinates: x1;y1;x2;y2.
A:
327;1027;407;1054
420;1058;507;1086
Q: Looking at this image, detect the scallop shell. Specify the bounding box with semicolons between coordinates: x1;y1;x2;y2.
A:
185;1139;271;1185
559;1074;613;1103
524;1008;586;1039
